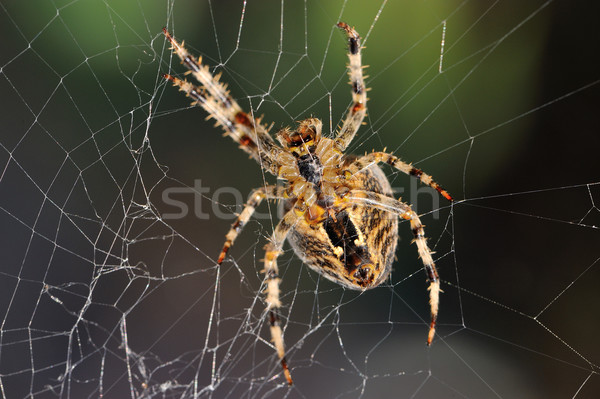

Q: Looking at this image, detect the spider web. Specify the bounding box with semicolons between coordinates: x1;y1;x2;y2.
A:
1;0;599;397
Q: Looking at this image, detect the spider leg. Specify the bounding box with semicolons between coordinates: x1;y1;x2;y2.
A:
217;185;286;265
335;22;367;151
163;29;281;175
347;152;453;201
347;189;441;345
263;208;302;385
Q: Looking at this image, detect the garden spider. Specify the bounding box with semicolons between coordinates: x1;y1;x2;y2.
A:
163;22;452;385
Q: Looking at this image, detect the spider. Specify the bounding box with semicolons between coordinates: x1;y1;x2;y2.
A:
162;22;452;385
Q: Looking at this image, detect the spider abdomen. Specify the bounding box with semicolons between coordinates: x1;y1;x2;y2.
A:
287;164;398;290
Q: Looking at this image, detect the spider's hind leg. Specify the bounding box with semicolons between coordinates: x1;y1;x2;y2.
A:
262;208;302;385
347;189;442;345
217;185;286;265
217;185;298;384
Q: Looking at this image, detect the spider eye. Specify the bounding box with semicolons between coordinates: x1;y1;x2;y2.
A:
289;129;315;146
287;134;305;147
278;118;322;153
298;126;316;141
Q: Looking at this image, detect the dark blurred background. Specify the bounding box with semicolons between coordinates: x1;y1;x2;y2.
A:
0;0;598;397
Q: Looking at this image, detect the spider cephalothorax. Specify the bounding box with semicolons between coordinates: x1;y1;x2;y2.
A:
163;21;452;385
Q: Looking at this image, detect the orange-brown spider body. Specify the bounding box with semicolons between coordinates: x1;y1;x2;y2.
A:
276;120;399;289
163;22;452;385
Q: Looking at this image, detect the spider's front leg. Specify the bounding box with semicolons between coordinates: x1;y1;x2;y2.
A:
335;22;367;151
348;152;454;201
347;189;441;345
262;208;302;385
162;29;282;175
